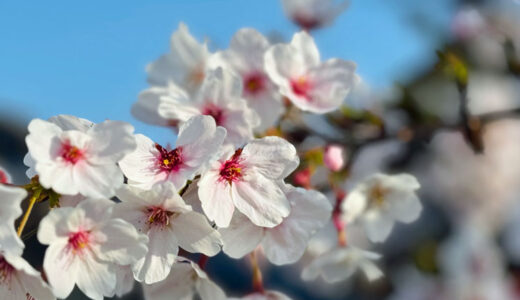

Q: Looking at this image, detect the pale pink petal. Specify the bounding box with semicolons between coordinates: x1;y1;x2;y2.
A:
198;170;235;228
220;212;263;259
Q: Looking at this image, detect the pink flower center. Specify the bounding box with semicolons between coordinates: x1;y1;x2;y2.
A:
155;144;183;172
0;170;8;184
202;104;225;126
146;206;174;227
0;256;14;284
219;149;244;184
244;73;266;96
60;142;84;164
290;76;312;100
67;231;91;253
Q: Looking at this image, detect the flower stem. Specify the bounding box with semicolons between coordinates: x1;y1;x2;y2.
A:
17;190;40;237
249;250;264;294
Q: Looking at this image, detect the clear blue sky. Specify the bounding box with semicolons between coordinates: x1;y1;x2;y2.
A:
0;0;455;144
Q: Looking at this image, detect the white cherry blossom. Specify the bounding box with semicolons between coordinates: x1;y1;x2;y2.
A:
264;31;357;113
133;67;260;147
198;136;299;228
301;246;383;283
0;252;55;300
143;257;226;300
114;184;221;284
37;198;148;299
281;0;350;30
24;114;94;179
25;118;137;198
341;173;422;243
119;115;226;191
0;185;26;256
220;185;332;265
212;28;283;131
147;22;209;94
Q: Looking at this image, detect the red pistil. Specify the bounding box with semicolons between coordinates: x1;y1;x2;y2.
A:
146;206;174;227
155;144;183;172
244;73;266;96
60;142;84;164
67;231;90;253
290;76;312;100
219;149;244;184
0;256;14;283
202;104;225;126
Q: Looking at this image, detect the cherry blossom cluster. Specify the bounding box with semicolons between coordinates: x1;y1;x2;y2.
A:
0;1;425;299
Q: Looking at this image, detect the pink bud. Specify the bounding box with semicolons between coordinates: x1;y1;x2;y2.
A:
324;145;344;172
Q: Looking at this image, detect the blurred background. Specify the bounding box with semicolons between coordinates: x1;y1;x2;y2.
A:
2;0;520;299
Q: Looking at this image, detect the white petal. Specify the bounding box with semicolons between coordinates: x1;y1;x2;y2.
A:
75;251;117;300
43;241;78;298
363;211;395;243
263;186;332;265
220;212;263;259
26;119;62;163
48;114;93;132
95;218;149;265
176;115;227;174
142;261;195;300
3;253;55;300
242;136;299;180
133;227;178;284
119;134;161;189
198;170;235;228
88;120;136;163
132;86;176;126
37;207;74;245
232;173;290;228
197;277;227;300
305;59;357;113
290;31;320;68
73;162;124;198
172;211;222;256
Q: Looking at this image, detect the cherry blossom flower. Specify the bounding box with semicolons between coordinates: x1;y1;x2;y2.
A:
24;114;94;179
147;22;209;94
25;118;137;198
119;115;226;191
37;198;148;299
0;252;55;300
341;173;422;243
264;31;357;113
323;145;345;172
0;185;26;256
212;28;283;131
143;257;226;300
301;246;383;283
114;184;221;284
0;167;11;184
220;185;332;265
281;0;350;31
133;67;260;147
198;136;299;228
230;290;292;300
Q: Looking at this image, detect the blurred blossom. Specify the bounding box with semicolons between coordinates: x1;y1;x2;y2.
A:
281;0;349;31
418;120;520;231
301;246;383;283
451;7;486;41
438;219;516;300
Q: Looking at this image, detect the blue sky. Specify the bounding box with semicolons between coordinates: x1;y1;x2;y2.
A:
0;0;456;144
